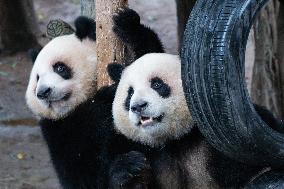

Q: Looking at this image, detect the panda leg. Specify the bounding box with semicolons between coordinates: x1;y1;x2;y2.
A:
109;151;152;189
113;8;164;60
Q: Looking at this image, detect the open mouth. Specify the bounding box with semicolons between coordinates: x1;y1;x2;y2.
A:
138;114;164;127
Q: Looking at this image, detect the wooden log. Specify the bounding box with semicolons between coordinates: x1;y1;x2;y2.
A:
96;0;128;88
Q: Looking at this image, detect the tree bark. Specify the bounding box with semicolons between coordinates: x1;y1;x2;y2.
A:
276;1;284;117
0;0;39;53
175;0;196;48
251;0;283;118
96;0;128;88
81;0;96;18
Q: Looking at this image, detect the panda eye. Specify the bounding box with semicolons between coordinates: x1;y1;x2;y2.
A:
151;77;171;98
56;65;65;72
53;62;72;80
152;81;162;89
151;77;164;89
36;75;39;81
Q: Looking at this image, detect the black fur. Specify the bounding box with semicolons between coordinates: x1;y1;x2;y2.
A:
150;77;171;98
109;151;151;189
108;8;284;189
37;11;165;189
107;63;125;83
28;48;42;63
124;86;134;111
40;84;150;189
113;8;164;64
40;85;115;189
75;16;96;41
110;107;283;188
53;62;73;80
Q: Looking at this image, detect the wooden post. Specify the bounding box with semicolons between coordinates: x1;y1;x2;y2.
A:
251;0;283;117
96;0;128;88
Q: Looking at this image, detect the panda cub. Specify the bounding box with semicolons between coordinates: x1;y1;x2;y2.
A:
26;14;166;189
110;8;284;189
26;16;113;189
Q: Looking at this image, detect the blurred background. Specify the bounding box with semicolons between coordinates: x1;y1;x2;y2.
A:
0;0;283;188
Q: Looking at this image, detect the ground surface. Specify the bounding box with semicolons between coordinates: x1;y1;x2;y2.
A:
0;0;179;188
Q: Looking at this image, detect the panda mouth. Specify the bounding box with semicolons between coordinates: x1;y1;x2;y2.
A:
138;114;164;127
46;92;72;106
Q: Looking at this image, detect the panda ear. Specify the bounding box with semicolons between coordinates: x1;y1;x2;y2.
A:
75;16;96;41
28;48;42;63
107;63;125;83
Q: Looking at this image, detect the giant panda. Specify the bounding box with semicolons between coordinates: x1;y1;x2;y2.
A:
109;8;284;189
25;14;166;189
110;52;284;189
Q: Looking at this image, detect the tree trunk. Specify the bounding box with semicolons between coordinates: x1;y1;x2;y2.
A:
251;0;283;118
0;0;39;53
81;0;96;18
276;1;284;118
96;0;128;88
175;0;196;48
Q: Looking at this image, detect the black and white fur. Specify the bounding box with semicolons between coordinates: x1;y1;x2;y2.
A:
26;17;97;120
26;14;165;189
109;8;284;189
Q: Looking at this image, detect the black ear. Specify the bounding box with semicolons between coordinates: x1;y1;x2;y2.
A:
75;16;96;41
107;63;125;83
28;48;42;63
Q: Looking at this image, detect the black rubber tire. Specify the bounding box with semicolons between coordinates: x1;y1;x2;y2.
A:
245;170;284;189
181;0;284;166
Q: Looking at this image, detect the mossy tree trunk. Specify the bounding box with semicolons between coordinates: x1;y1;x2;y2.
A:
0;0;39;53
251;0;284;118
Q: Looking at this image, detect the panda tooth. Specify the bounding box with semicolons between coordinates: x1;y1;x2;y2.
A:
141;117;154;125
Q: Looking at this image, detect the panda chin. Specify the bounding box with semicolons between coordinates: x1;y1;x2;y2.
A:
138;114;164;128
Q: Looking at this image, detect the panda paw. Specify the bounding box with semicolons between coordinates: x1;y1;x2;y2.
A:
113;8;141;38
109;151;151;189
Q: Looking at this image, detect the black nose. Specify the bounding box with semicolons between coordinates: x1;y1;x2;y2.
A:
131;101;148;114
37;87;51;99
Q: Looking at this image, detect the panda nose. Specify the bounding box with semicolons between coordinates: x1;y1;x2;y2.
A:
37;87;51;99
131;101;148;114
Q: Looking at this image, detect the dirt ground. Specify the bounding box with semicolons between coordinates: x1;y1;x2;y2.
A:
0;0;255;188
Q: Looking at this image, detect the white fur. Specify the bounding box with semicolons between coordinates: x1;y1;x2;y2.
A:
113;53;193;147
26;34;97;120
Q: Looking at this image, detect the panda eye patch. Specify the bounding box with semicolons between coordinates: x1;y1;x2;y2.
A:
124;86;134;111
151;77;171;98
53;62;72;79
36;75;39;81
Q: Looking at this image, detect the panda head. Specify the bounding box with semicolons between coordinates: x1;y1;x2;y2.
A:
112;53;193;147
26;16;97;120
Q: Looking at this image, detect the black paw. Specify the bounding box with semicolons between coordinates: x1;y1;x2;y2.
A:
113;8;141;37
109;151;151;189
